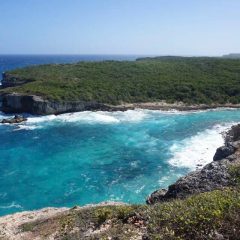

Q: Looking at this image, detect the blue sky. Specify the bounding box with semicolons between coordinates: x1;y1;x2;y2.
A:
0;0;239;55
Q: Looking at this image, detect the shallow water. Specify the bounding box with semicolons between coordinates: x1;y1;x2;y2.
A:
0;108;239;216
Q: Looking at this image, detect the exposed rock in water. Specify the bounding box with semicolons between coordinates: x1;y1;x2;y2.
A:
1;115;27;124
147;125;240;204
213;124;240;161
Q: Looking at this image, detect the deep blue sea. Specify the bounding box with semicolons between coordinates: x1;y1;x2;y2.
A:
0;54;139;81
0;55;240;216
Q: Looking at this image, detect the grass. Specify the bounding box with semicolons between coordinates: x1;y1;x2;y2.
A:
2;57;240;104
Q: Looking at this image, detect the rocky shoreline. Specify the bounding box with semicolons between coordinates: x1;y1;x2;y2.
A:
147;124;240;204
1;92;240;115
1;115;27;124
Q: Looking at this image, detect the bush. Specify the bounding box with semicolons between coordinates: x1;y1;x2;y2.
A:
147;188;240;239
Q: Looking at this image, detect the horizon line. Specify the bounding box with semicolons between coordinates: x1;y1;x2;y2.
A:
0;53;230;57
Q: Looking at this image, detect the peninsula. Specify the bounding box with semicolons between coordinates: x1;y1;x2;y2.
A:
1;56;240;115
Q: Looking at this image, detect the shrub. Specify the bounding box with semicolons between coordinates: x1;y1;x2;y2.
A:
147;188;240;239
2;57;240;105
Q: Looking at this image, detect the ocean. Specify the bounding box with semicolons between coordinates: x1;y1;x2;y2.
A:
0;55;239;216
0;54;139;81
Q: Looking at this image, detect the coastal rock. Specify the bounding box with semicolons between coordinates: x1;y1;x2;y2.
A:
0;93;132;115
147;125;240;204
213;145;235;161
146;189;167;204
225;124;240;142
1;115;27;124
213;124;240;161
147;159;233;204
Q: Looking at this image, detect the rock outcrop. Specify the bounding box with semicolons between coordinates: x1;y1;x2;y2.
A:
1;115;27;124
147;124;240;204
213;124;240;161
213;145;235;161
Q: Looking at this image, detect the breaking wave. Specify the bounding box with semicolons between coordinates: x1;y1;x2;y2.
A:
168;123;235;170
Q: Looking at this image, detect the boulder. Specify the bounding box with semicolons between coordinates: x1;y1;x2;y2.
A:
1;115;27;124
225;124;240;142
213;124;240;161
213;145;235;161
146;189;167;204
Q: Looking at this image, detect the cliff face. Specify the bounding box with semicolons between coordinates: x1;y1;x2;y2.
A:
147;124;240;204
0;93;103;115
2;92;240;115
0;93;131;115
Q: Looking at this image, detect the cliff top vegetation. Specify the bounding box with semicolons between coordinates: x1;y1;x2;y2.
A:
1;57;240;104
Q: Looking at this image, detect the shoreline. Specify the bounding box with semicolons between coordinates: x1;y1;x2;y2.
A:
1;93;240;115
111;101;240;112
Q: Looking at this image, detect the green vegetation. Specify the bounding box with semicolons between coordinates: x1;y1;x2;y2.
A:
146;163;240;239
21;205;145;239
147;188;240;239
2;57;240;104
19;188;240;239
94;205;138;225
20;188;240;239
229;164;240;186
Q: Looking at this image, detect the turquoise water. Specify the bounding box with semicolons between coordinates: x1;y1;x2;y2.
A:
0;109;240;216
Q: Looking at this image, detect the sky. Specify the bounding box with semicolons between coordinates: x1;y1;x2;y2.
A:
0;0;240;55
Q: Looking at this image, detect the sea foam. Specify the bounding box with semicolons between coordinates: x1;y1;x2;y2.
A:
26;109;148;125
0;202;23;210
168;123;235;170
